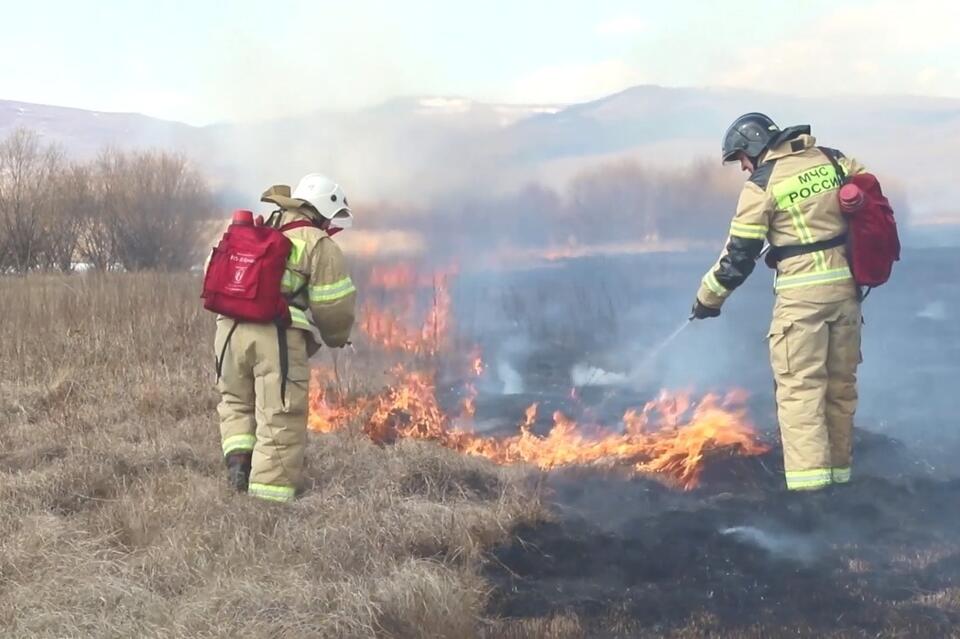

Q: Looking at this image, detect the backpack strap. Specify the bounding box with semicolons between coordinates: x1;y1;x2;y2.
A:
278;219;319;309
276;321;289;407
279;219;321;233
767;234;847;264
265;209;283;229
215;320;240;383
286;279;310;311
819;146;847;184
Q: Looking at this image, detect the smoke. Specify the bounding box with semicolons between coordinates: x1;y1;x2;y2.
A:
491;335;533;396
570;364;628;387
449;239;960;481
497;360;525;395
720;525;821;563
916;299;947;321
171;48;958;470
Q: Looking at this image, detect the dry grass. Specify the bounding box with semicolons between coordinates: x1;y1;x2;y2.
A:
0;273;546;639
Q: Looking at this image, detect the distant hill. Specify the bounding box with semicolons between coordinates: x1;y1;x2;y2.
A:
0;99;195;157
2;86;958;215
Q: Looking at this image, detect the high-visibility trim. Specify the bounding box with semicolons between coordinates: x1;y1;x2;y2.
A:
248;482;296;502
784;204;828;270
288;238;307;265
288;306;313;331
281;269;307;294
772;162;842;273
775;267;853;291
702;271;728;297
812;250;827;271
222;433;257;456
729;221;768;240
785;468;832;491
785;205;814;245
832;467;851;484
772;163;842;211
309;277;356;303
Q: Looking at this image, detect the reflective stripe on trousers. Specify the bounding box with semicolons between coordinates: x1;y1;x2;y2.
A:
784;467;852;490
248;482;296;503
832;467;851;484
222;433;256;456
785;468;832;491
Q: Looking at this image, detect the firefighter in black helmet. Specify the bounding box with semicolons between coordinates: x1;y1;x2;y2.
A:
721;112;782;164
693;112;867;492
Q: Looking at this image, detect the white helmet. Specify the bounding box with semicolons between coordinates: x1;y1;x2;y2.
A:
291;173;353;228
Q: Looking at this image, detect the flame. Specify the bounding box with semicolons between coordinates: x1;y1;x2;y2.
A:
459;392;764;488
471;354;485;377
309;366;767;489
308;262;769;490
461;386;477;419
336;230;426;260
522;403;538;432
357;263;455;355
367;263;418;290
308;368;367;434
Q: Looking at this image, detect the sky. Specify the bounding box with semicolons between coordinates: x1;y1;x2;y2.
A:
1;0;958;125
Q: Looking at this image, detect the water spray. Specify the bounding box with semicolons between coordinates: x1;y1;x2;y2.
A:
631;318;692;373
587;317;692;416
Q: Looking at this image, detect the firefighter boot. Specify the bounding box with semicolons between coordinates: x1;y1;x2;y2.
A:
225;452;252;492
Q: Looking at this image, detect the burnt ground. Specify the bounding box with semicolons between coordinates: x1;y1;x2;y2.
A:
484;430;960;638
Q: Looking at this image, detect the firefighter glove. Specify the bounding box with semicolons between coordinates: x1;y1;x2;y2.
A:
691;299;721;320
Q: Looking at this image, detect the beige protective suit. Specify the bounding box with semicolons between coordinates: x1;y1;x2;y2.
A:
697;131;865;491
215;186;356;502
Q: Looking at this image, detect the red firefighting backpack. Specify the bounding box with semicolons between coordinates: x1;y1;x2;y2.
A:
203;210;320;405
202;210;316;325
822;150;901;289
767;149;901;295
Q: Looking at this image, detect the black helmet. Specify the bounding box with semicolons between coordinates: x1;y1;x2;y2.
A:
722;113;780;163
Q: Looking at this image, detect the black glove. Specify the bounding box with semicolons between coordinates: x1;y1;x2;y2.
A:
691;299;721;320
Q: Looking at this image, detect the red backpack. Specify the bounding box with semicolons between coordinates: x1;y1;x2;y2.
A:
202;210;316;325
823;149;901;289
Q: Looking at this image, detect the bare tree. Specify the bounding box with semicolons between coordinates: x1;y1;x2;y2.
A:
85;149;131;271
656;159;742;240
38;163;92;271
0;131;215;274
0;129;63;272
567;161;659;243
106;150;212;271
83;149;212;272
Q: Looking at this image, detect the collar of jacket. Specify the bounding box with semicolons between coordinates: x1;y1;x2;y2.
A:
279;206;326;227
261;184;306;211
763;128;816;162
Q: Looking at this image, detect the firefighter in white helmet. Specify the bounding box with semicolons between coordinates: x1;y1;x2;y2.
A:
215;173;356;502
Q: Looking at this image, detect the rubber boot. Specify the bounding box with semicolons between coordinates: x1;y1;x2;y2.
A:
225;452;252;493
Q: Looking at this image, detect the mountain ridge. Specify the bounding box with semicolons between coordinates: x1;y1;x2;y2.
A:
2;86;957;214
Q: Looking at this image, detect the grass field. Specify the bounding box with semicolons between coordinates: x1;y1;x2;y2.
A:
0;273;546;638
4;272;959;639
